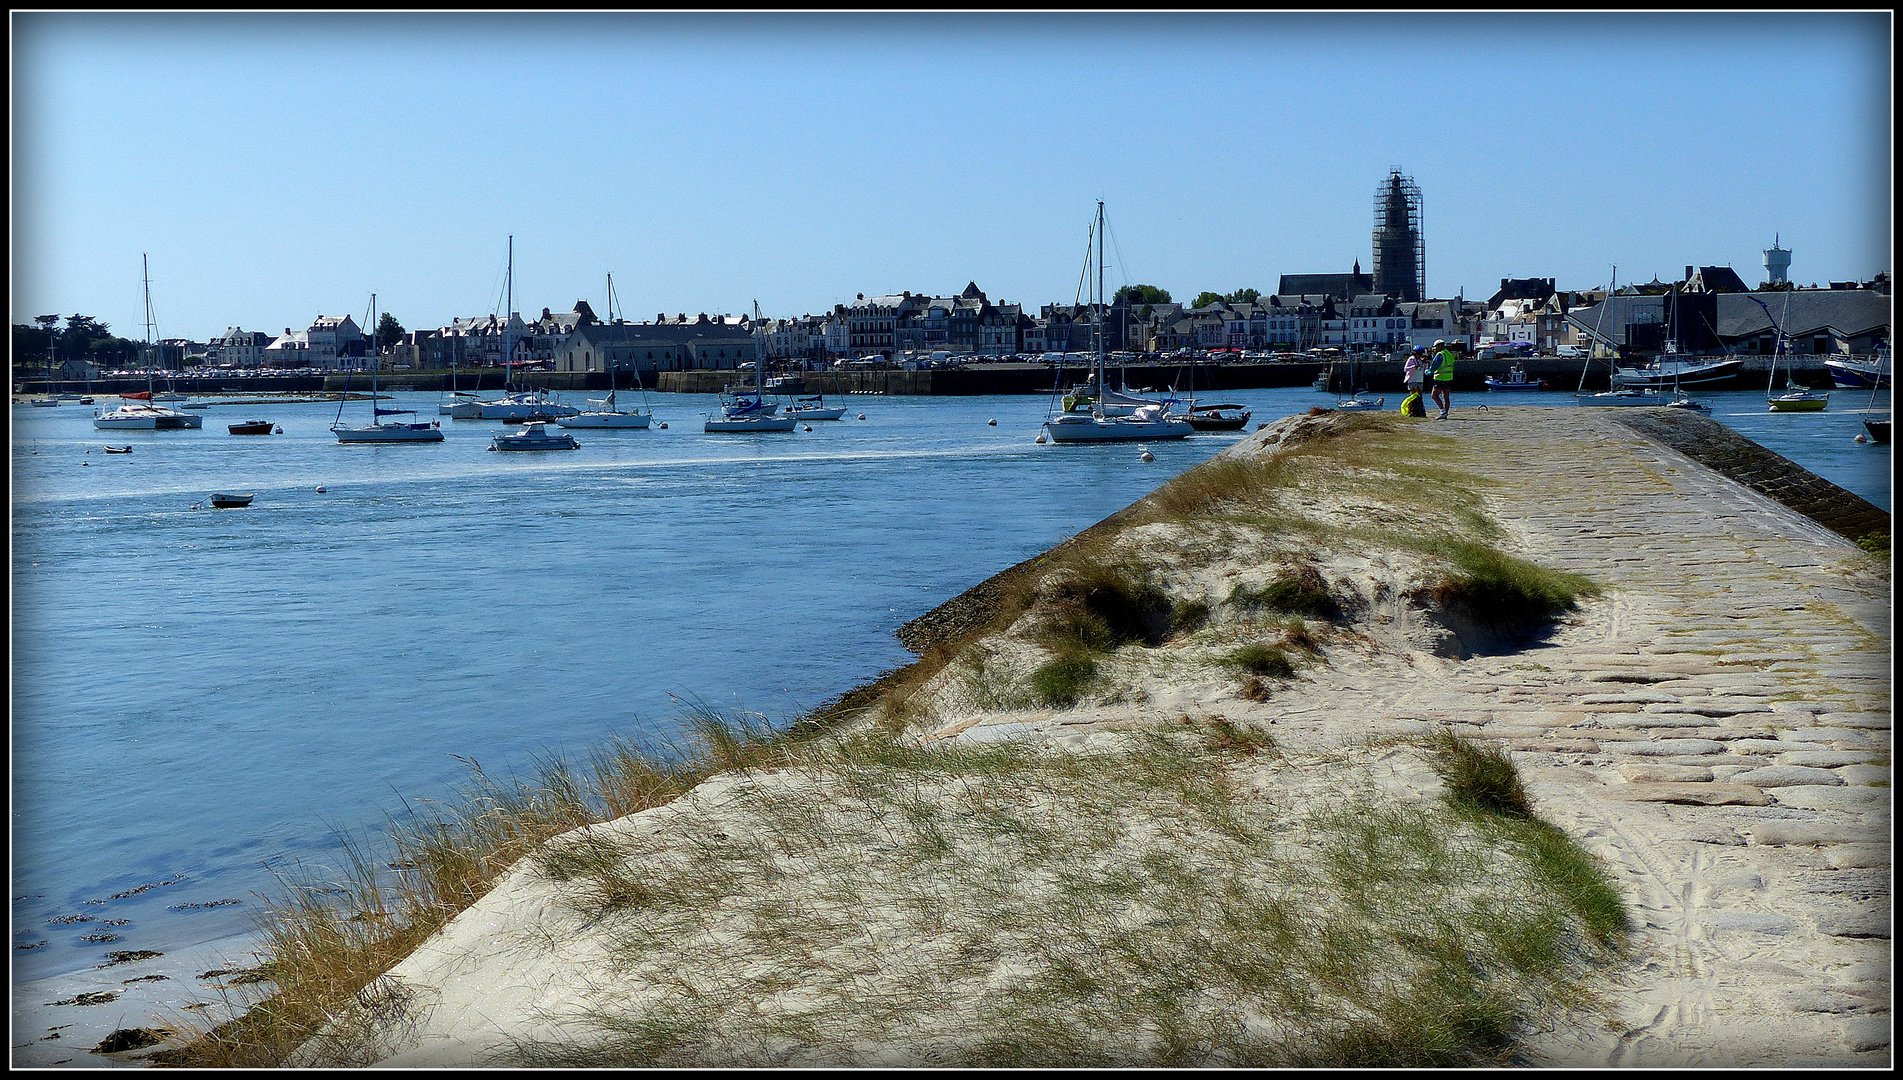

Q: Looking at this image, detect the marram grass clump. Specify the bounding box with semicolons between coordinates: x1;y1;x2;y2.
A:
1426;541;1600;631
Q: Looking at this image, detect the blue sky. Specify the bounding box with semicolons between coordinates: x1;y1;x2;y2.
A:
10;12;1891;342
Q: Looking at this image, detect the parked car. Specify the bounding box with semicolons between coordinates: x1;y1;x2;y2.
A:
1555;345;1589;358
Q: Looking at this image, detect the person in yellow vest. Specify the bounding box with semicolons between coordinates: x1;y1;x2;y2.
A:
1429;339;1459;419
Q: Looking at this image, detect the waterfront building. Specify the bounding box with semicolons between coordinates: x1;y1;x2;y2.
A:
554;316;758;376
1565;288;1889;357
208;327;272;368
1345;294;1411;350
305;313;366;371
262;327;309;367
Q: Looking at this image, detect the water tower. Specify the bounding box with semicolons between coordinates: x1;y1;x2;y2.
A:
1763;234;1792;285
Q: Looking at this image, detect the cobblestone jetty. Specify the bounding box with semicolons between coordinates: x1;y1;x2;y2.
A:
913;405;1890;1066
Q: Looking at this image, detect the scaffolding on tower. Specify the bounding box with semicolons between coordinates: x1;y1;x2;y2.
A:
1372;169;1423;302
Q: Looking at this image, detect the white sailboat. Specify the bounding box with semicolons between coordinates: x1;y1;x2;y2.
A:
558;273;654;429
706;303;798;432
1043;202;1192;444
1574;266;1671;408
480;237;577;422
331;293;445;443
1754;292;1829;412
94;256;204;430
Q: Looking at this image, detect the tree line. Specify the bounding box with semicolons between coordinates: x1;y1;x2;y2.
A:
12;311;409;371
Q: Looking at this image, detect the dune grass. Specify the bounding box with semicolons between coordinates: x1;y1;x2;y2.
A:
466;724;1626;1068
158;411;1620;1067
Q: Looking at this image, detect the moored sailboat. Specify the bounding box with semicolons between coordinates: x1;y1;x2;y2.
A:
1043;202;1192;444
331;294;445;443
94;257;203;430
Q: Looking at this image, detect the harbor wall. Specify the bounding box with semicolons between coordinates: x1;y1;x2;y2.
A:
15;355;1837;398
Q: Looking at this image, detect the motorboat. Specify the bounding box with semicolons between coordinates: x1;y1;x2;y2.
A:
1181;403;1252;431
228;419;276;435
1334;393;1385;412
209;493;255;508
489;420;579;450
102;445;133;454
1663;394;1710;412
1484;365;1547;391
30;398;61;407
331;294;446;443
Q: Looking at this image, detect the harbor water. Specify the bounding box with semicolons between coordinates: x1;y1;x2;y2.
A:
10;386;1890;998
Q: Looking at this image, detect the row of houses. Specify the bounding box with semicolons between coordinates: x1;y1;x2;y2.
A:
179;268;1891;376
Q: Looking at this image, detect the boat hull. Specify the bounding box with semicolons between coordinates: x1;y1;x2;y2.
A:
1611;358;1743;389
1862;417;1891;444
1043;415;1194;442
94;414;158;429
480;401;578;420
555;412;652;428
1576;390;1673;407
209;494;254;508
228;421;275;435
1767;395;1829;413
785;407;848;421
333;423;445;442
705;416;797;432
1825;358;1892;390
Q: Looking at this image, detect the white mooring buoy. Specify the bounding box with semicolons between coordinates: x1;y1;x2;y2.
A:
804;425;814;432
1140;450;1155;462
988;418;997;426
1854;434;1869;444
1035;433;1048;444
659;422;668;429
857;413;867;420
315;486;327;493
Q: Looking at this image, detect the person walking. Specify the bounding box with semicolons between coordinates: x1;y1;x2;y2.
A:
1429;339;1459;419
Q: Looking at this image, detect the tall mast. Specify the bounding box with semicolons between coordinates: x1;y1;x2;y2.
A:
505;235;513;386
369;292;378;418
143;253;154;392
1096;200;1105;404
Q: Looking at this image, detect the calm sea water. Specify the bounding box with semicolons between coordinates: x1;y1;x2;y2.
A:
9;385;1890;985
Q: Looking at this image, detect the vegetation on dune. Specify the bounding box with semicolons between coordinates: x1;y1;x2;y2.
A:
155;410;1623;1068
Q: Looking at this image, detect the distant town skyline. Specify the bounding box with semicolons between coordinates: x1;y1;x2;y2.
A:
11;11;1892;342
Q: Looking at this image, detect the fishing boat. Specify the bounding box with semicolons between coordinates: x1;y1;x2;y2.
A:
1181;402;1252;431
331;294;445;442
1826;354;1893;390
102;445;133;454
489;420;579;451
228;419;275;435
1484;365;1547;391
209;493;255;508
1043;202;1193;444
94;257;204;430
706;303;799;432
